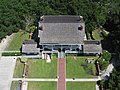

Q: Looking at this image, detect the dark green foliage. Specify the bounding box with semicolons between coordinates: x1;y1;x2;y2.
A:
0;0;108;40
100;31;108;37
102;50;112;61
99;59;109;71
102;0;120;53
98;50;111;70
100;67;120;90
0;0;24;39
107;67;120;90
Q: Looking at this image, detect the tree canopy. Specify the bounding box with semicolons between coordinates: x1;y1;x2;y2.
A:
0;0;108;39
0;0;120;89
0;0;120;53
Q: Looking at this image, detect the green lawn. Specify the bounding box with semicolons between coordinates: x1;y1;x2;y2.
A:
27;56;57;78
13;60;24;78
14;55;97;78
66;55;98;78
92;29;109;40
28;82;57;90
5;31;29;50
67;82;96;90
13;56;57;78
10;81;19;90
92;29;103;40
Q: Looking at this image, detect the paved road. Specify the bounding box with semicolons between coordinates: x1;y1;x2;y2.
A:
0;57;16;90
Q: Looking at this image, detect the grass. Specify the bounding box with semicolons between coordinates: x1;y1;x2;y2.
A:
92;29;103;40
28;82;57;90
10;81;19;90
12;55;97;90
5;31;29;51
27;56;57;78
11;81;57;90
92;29;109;40
13;60;24;78
67;82;96;90
66;55;98;78
13;55;98;78
13;56;57;78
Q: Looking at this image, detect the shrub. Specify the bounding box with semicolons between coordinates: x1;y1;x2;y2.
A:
102;50;111;61
98;50;111;70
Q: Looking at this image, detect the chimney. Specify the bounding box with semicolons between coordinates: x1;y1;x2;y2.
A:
79;16;83;21
40;15;44;21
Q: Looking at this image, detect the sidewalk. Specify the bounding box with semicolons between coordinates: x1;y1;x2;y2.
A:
13;78;58;82
0;57;16;90
12;78;100;82
22;82;28;90
66;78;101;82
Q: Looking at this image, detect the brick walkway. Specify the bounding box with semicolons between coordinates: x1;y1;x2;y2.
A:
58;58;66;90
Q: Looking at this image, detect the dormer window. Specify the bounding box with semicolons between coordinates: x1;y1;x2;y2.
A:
78;25;83;30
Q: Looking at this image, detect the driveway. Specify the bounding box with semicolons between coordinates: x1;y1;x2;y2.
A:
0;57;16;90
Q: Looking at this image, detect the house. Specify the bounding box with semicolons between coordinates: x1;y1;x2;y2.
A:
22;15;102;57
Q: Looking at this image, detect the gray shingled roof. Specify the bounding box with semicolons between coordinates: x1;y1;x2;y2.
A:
83;40;102;54
39;15;85;45
23;40;37;44
40;15;84;23
22;40;39;54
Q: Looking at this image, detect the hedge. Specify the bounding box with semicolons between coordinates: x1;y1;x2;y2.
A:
2;52;21;56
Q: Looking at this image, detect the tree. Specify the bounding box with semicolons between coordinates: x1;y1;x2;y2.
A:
107;67;120;90
102;0;120;53
0;0;24;39
102;50;112;61
98;50;111;70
